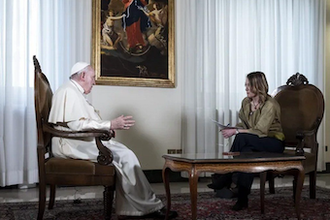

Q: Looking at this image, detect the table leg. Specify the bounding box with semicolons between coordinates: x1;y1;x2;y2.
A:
162;166;171;220
189;167;199;220
295;169;305;220
259;172;267;214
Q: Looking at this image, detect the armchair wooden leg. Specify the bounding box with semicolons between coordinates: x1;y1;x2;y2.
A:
48;184;56;209
104;186;115;220
260;172;267;214
37;182;46;220
267;172;275;194
293;177;297;204
309;171;316;199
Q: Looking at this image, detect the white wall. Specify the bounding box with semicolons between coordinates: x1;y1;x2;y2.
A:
325;0;330;164
90;85;182;170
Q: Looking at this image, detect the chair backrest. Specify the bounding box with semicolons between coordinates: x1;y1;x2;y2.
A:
34;56;53;160
272;73;324;154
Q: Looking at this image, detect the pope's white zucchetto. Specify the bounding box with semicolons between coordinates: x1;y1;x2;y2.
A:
70;62;90;75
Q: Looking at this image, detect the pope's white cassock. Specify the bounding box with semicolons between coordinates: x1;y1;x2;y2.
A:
48;80;163;216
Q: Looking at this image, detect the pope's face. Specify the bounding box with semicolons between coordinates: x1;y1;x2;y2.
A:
82;67;96;94
245;78;256;98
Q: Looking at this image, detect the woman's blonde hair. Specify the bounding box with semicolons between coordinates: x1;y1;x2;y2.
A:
247;71;269;104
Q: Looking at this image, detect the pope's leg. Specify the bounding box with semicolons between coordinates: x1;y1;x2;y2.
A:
107;140;163;216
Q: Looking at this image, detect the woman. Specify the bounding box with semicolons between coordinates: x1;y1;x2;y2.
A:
220;71;285;211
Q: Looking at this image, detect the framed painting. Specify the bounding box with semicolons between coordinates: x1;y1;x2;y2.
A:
92;0;175;88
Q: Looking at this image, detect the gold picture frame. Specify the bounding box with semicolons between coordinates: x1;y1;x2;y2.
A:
92;0;175;88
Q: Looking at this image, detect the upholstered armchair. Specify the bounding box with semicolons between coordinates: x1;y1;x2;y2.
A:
261;73;324;200
34;56;116;220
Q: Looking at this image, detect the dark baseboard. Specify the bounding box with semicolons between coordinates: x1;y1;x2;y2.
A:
143;169;188;183
0;185;19;190
3;168;328;189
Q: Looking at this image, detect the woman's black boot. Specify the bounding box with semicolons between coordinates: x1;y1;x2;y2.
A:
232;186;249;211
207;173;232;190
232;198;248;211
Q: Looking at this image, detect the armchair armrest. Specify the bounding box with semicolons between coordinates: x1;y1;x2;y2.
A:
43;122;114;165
295;129;316;156
295;116;322;156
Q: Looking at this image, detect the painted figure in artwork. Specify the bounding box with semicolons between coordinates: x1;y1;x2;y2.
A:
138;1;168;55
99;0;170;79
102;10;125;49
102;0;168;55
121;0;151;53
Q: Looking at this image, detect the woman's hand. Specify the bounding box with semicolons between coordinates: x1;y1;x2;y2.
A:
221;128;237;139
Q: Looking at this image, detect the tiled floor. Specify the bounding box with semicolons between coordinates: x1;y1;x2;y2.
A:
1;173;330;203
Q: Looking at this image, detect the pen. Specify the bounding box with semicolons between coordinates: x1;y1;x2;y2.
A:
220;123;231;131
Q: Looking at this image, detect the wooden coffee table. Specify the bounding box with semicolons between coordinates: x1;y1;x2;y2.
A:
162;152;305;220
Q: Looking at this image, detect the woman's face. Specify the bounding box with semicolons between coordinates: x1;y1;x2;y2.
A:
245;78;256;98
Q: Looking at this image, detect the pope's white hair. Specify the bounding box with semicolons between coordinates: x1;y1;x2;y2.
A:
69;66;90;80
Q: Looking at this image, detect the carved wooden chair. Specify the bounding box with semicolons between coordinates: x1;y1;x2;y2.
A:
34;55;116;220
260;73;324;200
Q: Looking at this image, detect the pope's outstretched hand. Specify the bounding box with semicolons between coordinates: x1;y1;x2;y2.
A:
111;115;135;130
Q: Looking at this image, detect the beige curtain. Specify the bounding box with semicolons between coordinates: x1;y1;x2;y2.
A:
0;0;92;186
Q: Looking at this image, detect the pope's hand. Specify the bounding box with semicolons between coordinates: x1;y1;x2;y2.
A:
110;115;135;130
